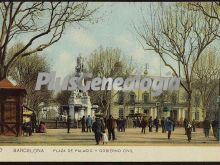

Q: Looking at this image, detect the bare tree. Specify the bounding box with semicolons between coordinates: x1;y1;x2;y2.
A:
192;48;220;118
188;2;220;38
0;2;99;80
8;43;52;119
87;46;134;117
134;3;219;121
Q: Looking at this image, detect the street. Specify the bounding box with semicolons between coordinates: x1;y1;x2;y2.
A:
0;127;219;146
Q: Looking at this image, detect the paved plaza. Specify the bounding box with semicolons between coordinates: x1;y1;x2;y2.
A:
0;127;219;146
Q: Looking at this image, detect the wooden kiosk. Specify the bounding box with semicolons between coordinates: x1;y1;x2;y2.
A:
0;79;26;136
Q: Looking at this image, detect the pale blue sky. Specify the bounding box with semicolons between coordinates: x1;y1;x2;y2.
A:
42;2;171;78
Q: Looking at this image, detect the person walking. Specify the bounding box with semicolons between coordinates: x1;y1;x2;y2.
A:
165;117;174;139
161;117;165;133
192;119;196;132
153;117;159;132
212;119;219;138
148;116;153;132
106;115;117;141
92;118;104;145
185;121;192;142
86;115;93;132
31;112;37;133
133;118;137;128
141;117;147;134
183;118;188;135
81;116;86;133
122;118;126;132
203;117;211;138
66;115;71;133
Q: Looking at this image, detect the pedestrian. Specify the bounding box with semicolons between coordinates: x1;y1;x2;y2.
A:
161;117;165;133
141;117;147;134
86;115;93;132
81;116;86;133
153;117;159;132
116;118;120;132
66;115;71;133
133;118;137;128
101;130;109;145
118;118;123;132
31;112;37;133
203;117;211;138
212;119;219;138
148;116;153;132
186;121;192;142
92;118;104;145
137;117;141;128
106;115;117;140
38;121;46;133
165;117;174;139
192;119;196;132
183;118;188;135
171;118;175;131
122;118;126;132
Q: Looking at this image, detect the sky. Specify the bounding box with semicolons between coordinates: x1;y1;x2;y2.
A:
41;2;172;79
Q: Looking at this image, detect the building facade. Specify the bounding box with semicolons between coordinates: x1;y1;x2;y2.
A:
110;85;205;123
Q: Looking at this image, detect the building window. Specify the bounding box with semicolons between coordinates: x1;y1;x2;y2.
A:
118;91;124;105
129;92;135;105
143;92;149;104
195;112;199;120
119;108;124;118
144;108;148;114
130;109;135;114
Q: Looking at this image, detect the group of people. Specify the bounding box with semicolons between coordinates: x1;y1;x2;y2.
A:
139;116;171;134
22;112;46;136
116;118;127;132
66;115;118;145
66;115;94;133
66;114;219;144
92;115;117;145
137;116;219;143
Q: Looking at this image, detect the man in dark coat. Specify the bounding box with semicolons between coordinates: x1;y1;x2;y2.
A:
31;112;37;133
183;118;188;135
203;117;211;138
153;117;159;132
92;118;104;145
122;118;126;132
148;116;153;132
161;117;165;133
212;119;219;138
66;115;71;133
81;116;86;133
141;117;147;134
106;115;117;140
185;121;192;142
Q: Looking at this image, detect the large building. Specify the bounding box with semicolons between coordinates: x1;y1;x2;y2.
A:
110;78;205;123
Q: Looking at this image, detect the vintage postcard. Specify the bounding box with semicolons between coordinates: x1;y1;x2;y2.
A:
0;1;220;162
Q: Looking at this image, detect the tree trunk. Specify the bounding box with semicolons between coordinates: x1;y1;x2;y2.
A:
187;92;192;121
0;66;7;80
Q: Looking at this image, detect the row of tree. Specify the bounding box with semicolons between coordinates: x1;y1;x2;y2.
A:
134;2;220;120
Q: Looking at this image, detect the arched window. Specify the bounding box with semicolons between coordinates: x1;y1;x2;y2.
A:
129;91;136;105
118;91;124;105
143;92;149;104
